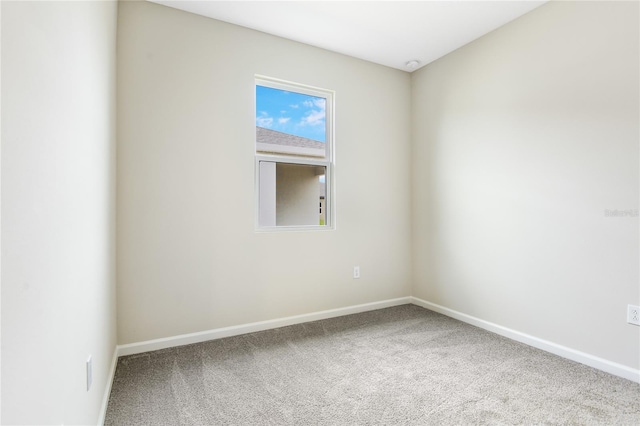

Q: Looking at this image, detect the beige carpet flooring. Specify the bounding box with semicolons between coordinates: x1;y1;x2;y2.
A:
105;304;640;425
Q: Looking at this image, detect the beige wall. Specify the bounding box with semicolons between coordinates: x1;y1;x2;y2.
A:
1;1;118;424
412;1;639;369
117;1;412;344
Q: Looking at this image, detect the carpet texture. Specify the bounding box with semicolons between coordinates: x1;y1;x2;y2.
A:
105;305;640;425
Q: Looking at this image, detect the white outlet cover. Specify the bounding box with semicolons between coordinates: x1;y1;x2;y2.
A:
86;356;93;391
628;305;640;326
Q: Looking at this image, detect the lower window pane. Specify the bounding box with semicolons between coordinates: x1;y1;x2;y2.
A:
259;162;327;227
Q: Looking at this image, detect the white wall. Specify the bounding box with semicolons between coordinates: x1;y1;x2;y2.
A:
412;1;639;370
116;1;412;344
1;1;118;424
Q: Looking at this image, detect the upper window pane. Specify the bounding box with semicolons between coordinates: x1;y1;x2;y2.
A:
256;85;327;158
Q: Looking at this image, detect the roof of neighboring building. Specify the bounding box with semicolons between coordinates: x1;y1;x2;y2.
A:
256;127;325;151
257;126;327;198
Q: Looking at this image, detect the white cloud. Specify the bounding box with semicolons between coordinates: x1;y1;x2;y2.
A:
256;112;273;128
278;117;291;124
301;109;325;126
300;100;326;127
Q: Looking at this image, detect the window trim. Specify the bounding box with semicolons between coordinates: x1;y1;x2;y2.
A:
254;75;335;232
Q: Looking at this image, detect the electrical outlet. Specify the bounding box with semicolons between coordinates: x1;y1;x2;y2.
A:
86;356;93;391
628;305;640;326
353;266;360;279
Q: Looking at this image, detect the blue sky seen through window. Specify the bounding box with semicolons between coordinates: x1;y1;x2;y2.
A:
256;85;326;143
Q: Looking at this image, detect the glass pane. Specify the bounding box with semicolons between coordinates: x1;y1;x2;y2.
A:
256;85;327;158
259;162;327;227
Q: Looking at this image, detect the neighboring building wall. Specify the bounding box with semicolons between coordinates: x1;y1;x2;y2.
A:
276;163;321;226
256;127;327;227
412;0;639;370
1;1;118;424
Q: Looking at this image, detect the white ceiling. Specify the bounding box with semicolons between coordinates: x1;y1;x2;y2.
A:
149;0;547;72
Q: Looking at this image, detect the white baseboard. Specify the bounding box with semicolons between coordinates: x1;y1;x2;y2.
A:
410;296;640;384
97;346;119;426
109;295;638;390
117;297;412;357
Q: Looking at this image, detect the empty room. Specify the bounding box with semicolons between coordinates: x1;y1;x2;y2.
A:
1;0;639;424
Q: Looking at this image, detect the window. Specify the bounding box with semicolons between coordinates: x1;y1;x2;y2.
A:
255;76;333;229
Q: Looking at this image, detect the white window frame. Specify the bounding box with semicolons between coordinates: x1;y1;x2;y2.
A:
255;75;335;231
